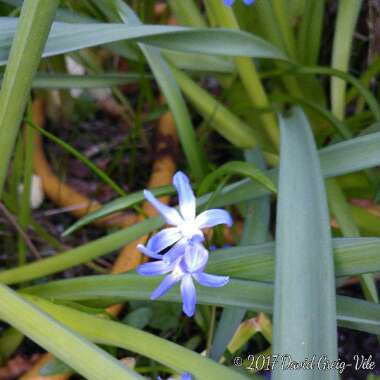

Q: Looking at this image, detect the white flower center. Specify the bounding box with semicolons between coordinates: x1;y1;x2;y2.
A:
179;219;201;240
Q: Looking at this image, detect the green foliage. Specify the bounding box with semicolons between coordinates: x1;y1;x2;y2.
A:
0;0;379;379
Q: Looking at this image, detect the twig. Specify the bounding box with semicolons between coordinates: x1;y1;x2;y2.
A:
0;202;41;260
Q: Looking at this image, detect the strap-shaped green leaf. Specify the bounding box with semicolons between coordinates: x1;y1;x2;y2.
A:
0;285;142;380
272;108;337;379
0;19;287;66
20;275;380;336
23;296;251;380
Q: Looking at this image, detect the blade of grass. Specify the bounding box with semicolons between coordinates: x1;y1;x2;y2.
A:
0;285;143;379
26;119;126;196
272;108;337;379
0;0;59;196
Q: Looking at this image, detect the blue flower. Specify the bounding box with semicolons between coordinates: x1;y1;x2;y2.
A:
137;242;229;317
141;171;232;255
158;372;193;380
224;0;256;6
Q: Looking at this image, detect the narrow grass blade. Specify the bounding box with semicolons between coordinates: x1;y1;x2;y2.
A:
0;285;142;380
272;108;337;379
0;0;58;195
26;120;126;196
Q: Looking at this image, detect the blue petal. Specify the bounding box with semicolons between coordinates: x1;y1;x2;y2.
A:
224;0;235;5
244;0;255;4
183;243;209;273
193;272;229;288
181;374;193;380
195;209;233;229
173;171;196;221
151;273;181;300
180;275;197;317
136;260;174;276
147;227;181;253
137;244;163;260
164;239;187;263
144;190;183;225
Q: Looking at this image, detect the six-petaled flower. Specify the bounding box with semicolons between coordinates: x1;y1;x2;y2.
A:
136;171;232;317
140;171;232;255
138;242;229;317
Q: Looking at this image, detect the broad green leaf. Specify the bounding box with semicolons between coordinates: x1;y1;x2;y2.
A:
21;275;380;336
207;238;380;281
0;285;142;380
25;296;251;380
0;19;287;66
272;108;337;379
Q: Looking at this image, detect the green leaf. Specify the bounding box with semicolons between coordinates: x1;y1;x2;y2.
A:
123;307;153;330
272;108;337;379
0;0;58;196
198;160;276;195
210;149;271;361
111;0;206;181
331;0;362;120
25;296;252;380
21;275;380;336
0;19;287;66
29;72;148;89
64;129;380;236
1;128;380;286
207;238;380;281
26;120;126;196
40;357;72;376
0;285;142;380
